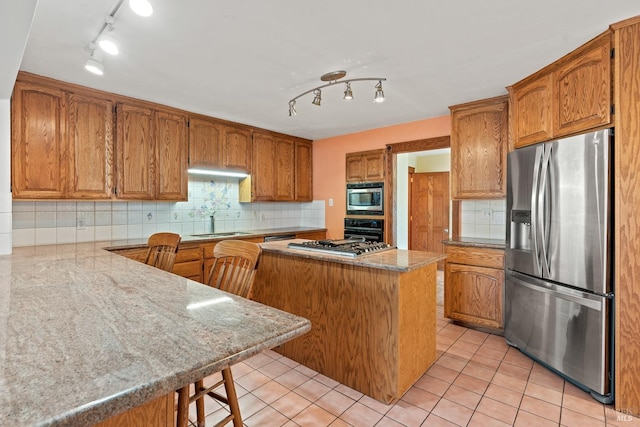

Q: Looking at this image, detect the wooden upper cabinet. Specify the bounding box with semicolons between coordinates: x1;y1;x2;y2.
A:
510;72;554;148
188;116;224;169
275;137;295;201
345;149;385;182
295;140;313;201
450;96;508;199
223;125;252;172
67;93;114;199
509;32;612;147
155;109;188;201
115;102;155;200
11;81;67;198
554;34;612;137
251;131;277;201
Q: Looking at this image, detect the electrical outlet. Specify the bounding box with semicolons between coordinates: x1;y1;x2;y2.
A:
77;218;86;230
482;209;493;218
329;198;334;207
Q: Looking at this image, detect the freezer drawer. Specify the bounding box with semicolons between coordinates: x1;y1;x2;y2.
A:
504;270;610;396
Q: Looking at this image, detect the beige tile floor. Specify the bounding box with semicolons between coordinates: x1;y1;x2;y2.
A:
187;290;637;426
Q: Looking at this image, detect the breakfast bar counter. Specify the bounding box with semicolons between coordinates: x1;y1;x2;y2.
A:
253;240;445;404
0;242;310;426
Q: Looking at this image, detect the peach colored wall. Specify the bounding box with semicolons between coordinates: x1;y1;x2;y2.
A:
313;115;451;238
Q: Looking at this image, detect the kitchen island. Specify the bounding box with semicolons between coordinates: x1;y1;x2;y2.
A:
253;239;445;404
0;242;310;426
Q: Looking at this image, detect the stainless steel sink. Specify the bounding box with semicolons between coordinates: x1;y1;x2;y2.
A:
190;232;251;238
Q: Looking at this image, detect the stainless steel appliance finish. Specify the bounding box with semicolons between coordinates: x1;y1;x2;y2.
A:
346;182;384;215
287;239;393;257
344;218;384;242
504;128;613;403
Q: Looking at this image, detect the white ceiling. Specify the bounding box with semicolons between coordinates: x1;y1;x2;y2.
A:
8;1;640;140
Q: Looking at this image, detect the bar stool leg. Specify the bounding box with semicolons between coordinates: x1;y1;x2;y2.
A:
195;379;206;427
221;368;243;427
176;385;189;427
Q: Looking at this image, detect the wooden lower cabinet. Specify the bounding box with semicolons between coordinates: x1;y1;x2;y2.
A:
94;392;173;427
295;230;327;241
444;245;505;331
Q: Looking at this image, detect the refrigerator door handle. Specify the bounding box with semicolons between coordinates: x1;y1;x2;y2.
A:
531;146;544;275
539;145;552;278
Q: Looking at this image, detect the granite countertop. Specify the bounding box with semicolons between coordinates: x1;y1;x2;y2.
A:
260;239;446;272
104;227;327;251
442;237;506;249
0;242;311;426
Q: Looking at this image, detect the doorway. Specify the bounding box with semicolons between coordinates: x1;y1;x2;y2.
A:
408;170;450;268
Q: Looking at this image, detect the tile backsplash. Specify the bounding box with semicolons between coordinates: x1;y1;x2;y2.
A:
460;199;506;241
12;176;325;247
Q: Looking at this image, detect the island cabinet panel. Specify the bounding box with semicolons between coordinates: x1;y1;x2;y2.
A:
188;116;224;169
11;81;67;198
444;245;505;331
95;392;173;427
253;250;437;403
450;96;508;199
115;102;155;200
67;93;114;199
155;109;188;201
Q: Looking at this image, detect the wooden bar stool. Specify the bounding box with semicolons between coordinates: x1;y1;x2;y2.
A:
176;240;262;427
144;232;181;272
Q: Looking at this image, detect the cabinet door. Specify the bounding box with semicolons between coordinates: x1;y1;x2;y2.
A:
223;125;252;172
252;132;277;200
554;35;612;137
364;150;385;181
295;140;313;201
156;109;188;201
116;102;155;199
275;137;295;201
510;73;554;148
188;116;224;169
67;93;114;199
445;263;504;329
345;154;365;182
450;96;508;199
11;81;67;198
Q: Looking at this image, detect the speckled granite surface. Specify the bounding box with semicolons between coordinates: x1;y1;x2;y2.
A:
260;239;446;272
0;242;310;426
442;237;506;249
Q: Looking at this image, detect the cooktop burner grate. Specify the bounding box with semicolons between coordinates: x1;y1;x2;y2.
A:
287;239;394;257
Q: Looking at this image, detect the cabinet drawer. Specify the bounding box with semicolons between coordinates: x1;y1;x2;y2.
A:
113;248;148;263
176;246;201;263
173;260;202;280
444;246;504;269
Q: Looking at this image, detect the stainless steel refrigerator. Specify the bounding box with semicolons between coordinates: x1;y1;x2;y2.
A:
505;128;614;404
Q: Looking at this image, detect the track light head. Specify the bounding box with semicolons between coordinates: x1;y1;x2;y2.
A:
289;100;297;116
99;33;119;55
129;0;153;16
374;81;385;103
312;90;322;106
343;82;353;100
85;57;104;75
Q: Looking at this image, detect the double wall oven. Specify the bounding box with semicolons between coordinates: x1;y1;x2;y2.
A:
345;182;385;242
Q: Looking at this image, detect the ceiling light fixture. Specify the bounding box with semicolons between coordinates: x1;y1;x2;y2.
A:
288;70;386;116
84;0;153;75
129;0;154;17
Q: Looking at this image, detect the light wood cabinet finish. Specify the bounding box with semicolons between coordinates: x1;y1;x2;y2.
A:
612;15;640;414
223;125;252;173
444;245;505;330
509;32;612;148
95;392;173;427
115;102;155;200
155;109;188;201
67;93;114;199
294;140;313;201
251;131;277;201
253;251;437;404
275;137;295;200
510;72;554;148
345;149;385;182
188;116;224;169
11;81;67;198
449;96;508;199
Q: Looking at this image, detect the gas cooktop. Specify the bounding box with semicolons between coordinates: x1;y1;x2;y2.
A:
287;239;394;258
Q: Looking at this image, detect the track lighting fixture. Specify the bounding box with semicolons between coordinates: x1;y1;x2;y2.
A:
288;70;387;116
84;0;152;75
